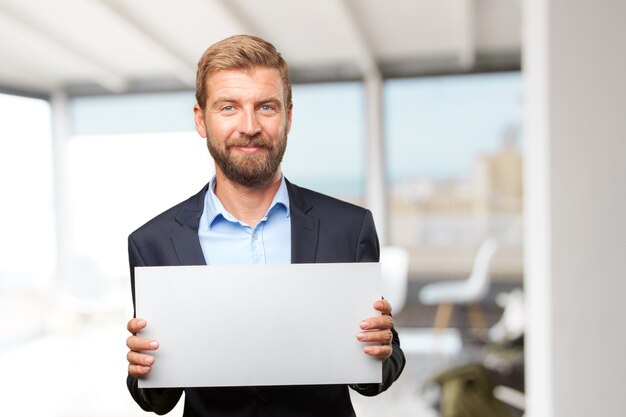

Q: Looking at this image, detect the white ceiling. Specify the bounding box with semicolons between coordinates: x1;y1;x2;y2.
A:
0;0;521;97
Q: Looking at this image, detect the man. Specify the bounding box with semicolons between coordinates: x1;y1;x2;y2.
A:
125;34;405;417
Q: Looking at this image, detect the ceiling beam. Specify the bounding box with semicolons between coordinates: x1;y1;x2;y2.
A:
0;4;127;93
332;0;380;79
0;83;49;100
212;0;263;36
96;0;197;88
458;0;477;69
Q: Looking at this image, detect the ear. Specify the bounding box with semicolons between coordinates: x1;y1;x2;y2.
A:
285;102;293;135
193;104;207;138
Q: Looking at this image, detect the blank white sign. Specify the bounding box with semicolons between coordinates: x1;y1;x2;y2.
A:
135;263;382;388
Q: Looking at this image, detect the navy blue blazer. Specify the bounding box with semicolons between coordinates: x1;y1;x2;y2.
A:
126;179;405;417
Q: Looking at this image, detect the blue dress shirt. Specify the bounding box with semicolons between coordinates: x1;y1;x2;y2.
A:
198;176;291;265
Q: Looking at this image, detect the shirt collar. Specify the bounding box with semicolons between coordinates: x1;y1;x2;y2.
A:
205;175;290;229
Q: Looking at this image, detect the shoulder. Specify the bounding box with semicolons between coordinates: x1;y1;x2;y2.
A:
286;180;379;262
129;184;208;242
129;201;183;241
286;180;376;239
286;180;370;218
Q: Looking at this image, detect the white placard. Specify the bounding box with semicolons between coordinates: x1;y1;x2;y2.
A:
135;263;382;388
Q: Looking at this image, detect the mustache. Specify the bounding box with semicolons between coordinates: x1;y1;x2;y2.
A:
225;135;273;150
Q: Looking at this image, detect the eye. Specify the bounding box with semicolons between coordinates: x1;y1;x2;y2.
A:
259;104;276;112
222;105;235;112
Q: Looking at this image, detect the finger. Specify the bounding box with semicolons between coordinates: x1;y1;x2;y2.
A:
360;315;394;331
127;318;147;334
128;364;152;377
126;335;159;352
363;344;393;360
127;350;155;366
373;299;392;315
356;329;393;345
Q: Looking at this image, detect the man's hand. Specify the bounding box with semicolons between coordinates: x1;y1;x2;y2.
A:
126;318;159;377
356;299;394;360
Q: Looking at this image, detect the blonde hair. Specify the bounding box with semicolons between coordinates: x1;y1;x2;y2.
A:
195;35;291;109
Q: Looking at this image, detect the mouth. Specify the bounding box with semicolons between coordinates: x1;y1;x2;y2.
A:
235;144;266;155
227;137;272;154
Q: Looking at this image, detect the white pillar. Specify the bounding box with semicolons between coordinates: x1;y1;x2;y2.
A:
364;72;388;246
524;1;626;416
50;90;73;281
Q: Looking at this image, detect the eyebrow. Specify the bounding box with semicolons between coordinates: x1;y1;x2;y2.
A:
259;98;282;107
209;97;284;109
209;97;235;106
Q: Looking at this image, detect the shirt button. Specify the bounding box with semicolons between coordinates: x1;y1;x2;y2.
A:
252;233;259;241
258;392;267;404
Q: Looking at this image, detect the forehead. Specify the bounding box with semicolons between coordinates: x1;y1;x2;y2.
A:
205;67;285;102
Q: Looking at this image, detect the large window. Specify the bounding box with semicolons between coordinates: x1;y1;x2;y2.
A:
283;82;365;203
385;72;523;279
0;93;54;290
0;75;522;289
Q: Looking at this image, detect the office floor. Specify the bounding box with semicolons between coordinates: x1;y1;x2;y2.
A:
0;294;517;417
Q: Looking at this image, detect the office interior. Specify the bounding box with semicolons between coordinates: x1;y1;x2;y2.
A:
0;1;624;416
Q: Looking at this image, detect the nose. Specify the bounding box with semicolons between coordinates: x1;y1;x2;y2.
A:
238;107;262;137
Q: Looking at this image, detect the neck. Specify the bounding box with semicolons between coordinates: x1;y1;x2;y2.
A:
213;169;282;228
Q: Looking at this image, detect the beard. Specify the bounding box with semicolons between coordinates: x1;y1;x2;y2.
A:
206;132;287;187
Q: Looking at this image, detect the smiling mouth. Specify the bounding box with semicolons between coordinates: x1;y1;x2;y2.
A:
235;145;266;154
227;136;273;154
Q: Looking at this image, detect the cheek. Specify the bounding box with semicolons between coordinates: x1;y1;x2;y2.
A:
206;118;235;141
263;118;288;137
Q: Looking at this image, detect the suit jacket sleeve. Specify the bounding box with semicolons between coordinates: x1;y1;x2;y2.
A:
350;210;406;397
126;235;184;415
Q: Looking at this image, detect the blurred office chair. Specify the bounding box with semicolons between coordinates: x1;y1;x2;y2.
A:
418;239;498;335
380;246;410;316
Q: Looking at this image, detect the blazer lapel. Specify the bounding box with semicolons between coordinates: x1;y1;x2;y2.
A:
287;179;319;264
172;184;208;265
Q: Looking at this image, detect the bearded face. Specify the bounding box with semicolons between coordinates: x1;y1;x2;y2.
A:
206;132;287;187
194;67;293;187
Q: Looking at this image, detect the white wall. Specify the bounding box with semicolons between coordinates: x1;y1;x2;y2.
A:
524;1;626;416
